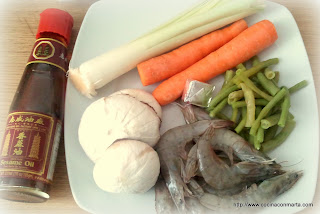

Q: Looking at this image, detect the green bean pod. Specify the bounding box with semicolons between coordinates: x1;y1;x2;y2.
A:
231;107;239;123
209;98;228;118
264;125;279;142
235;107;247;133
237;75;273;101
243;58;279;78
289;80;308;94
253;135;261;150
225;58;279;88
250;87;287;136
207;85;238;111
236;63;246;71
231;99;269;109
257;72;280;96
261;113;281;129
272;71;280;85
255;106;262;118
228;90;244;104
240;83;255;127
262;119;296;152
257;126;265;143
252;56;260;66
221;70;235;89
278;89;291;127
216;112;230;121
264;67;276;79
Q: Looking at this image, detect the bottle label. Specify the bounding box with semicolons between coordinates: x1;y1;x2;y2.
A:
27;38;68;73
0;112;60;184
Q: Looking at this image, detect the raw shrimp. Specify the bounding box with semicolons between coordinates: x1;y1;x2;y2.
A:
187;178;204;197
156;120;233;213
197;126;284;190
213;128;273;163
183;144;198;183
195;177;247;196
176;103;198;124
155;178;179;214
178;104;275;164
177;103;212;123
199;171;303;211
184;150;242;184
185;179;213;214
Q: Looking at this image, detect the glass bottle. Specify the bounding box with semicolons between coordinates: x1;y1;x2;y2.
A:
0;8;73;203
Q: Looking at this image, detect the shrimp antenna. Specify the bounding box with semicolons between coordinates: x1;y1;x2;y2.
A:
280;158;304;167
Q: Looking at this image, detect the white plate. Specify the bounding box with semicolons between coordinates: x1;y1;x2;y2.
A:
65;0;319;213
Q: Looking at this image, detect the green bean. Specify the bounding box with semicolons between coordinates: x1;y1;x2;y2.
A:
264;67;276;79
216;112;230;121
248;134;255;145
242;129;251;142
240;83;255;127
289;80;308;94
261;119;296;152
271;71;280;85
264;125;278;141
253;91;263;99
236;63;246;71
231;99;269;109
278;89;290;127
250;87;287;136
235;68;245;75
243;58;279;78
225;58;279;88
252;56;260;66
253;135;261;150
209;98;228;118
231;107;239;123
257;72;280;96
255;106;262;118
261;113;281;129
257;126;265;143
221;70;235;89
207;85;238;111
235;107;247;133
228;90;244;104
251;76;260;85
237;75;273;101
262;111;295;129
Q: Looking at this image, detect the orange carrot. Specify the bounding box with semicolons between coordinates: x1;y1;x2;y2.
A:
153;20;278;106
137;20;248;86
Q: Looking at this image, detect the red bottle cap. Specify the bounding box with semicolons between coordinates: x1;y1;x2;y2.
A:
36;8;74;45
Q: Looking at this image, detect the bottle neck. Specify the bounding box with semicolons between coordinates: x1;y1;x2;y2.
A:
27;32;70;73
37;32;68;47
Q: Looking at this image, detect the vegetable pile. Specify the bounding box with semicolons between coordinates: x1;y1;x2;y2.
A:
205;56;308;152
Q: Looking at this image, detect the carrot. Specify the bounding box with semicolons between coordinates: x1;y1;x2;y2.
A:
153;20;278;106
137;20;248;86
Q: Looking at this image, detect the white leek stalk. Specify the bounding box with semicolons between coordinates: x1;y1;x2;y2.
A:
69;0;265;98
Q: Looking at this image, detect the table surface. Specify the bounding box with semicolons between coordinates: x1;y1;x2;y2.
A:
0;0;319;213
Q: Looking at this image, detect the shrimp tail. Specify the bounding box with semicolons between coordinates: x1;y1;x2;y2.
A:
184;143;199;183
187;178;205;198
209;119;234;129
175;102;197;124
